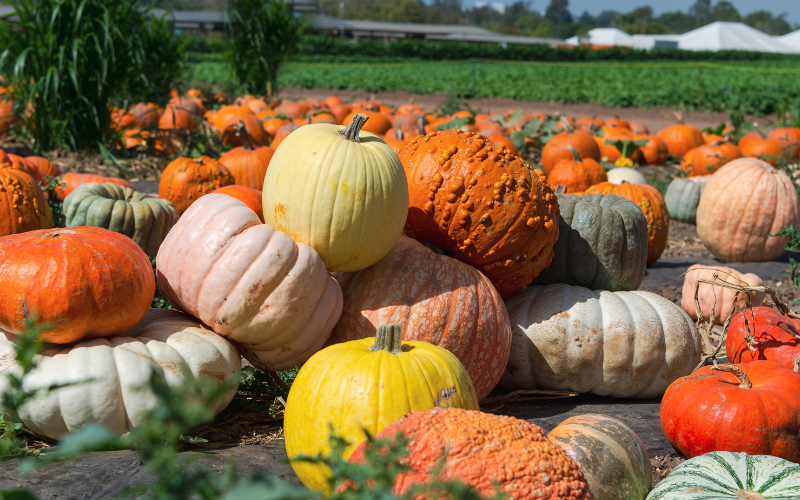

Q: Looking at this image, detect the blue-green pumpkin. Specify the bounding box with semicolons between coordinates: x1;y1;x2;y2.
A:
63;182;177;258
664;178;705;224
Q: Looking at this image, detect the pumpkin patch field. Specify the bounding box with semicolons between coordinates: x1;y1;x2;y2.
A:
4;88;800;500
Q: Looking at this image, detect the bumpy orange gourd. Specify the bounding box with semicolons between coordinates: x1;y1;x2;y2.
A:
547;146;608;193
541;120;601;174
158;156;235;215
212;185;264;222
657;124;704;158
0;168;53;237
56;173;134;201
399;129;560;297
681;141;742;177
348;408;593;500
585;182;669;266
0;227;154;343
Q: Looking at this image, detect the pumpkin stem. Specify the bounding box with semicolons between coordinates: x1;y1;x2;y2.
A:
396;125;404;141
369;324;403;354
566;145;581;162
555;184;568;195
795;355;800;373
560;117;574;134
417;115;426;136
338;113;369;143
237;119;254;151
712;364;752;389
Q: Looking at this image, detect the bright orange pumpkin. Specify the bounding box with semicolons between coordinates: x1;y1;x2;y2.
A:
636;134;668;165
0;168;53;237
343;111;391;136
212;185;263;222
741;138;786;166
56;173;134;201
220;114;269;147
158;156;235;215
657;124;705;158
547;146;608;193
768;127;800;159
681;141;742;177
542;120;601;174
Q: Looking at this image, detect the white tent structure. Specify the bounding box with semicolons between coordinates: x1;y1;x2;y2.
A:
777;30;800;53
677;22;795;53
565;28;633;47
631;34;682;50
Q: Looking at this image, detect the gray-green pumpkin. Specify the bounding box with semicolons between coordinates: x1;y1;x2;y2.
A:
63;182;177;258
665;178;705;224
532;193;648;291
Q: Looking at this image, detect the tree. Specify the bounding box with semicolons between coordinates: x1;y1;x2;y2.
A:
689;0;712;23
743;10;793;35
545;0;572;25
712;1;741;22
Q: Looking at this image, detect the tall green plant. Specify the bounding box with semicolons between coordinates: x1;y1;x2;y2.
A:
228;0;306;95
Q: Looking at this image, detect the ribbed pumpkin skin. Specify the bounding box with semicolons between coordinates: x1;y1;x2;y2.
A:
696;158;800;262
584;182;669;266
212;185;264;222
156;194;343;371
661;361;800;462
680;142;741;177
0;308;240;440
656;124;704;157
502;284;702;398
63;182;177;258
2;153;39;180
262;122;408;273
348;408;593;500
664;177;704;224
542;128;601;174
532;194;648;291
646;452;800;500
284;332;479;493
0;168;53;237
217;145;274;191
158;156;235;216
548;414;651;500
56;173;134;201
680;264;763;325
727;306;800;370
329;236;511;401
0;227;154;344
400;129;559;298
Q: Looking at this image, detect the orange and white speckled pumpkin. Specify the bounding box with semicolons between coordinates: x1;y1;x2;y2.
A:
680;264;764;325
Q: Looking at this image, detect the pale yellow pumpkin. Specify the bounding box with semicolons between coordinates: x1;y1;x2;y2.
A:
283;323;478;493
262;114;409;272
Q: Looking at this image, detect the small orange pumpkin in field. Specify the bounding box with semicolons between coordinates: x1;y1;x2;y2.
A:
585;181;669;266
212;105;254;133
769;127;800;159
681;141;742;177
548;146;608;193
741;138;786;166
159;156;234;215
737;132;762;152
576;116;604;132
158;104;196;132
628;120;649;135
636;134;668;165
1;151;39;180
343;111;391;136
221;115;269;147
542;119;601;174
274;100;309;120
605;116;630;130
218;124;275;191
25;156;59;179
130;102;162;129
212;185;263;222
657;124;704;158
0;168;53;237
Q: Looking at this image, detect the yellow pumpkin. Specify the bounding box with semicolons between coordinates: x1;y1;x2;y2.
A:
283;323;478;493
262;113;409;272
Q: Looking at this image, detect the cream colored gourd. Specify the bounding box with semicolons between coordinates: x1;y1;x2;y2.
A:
502;284;702;398
680;264;764;325
0;309;240;440
262;114;409;272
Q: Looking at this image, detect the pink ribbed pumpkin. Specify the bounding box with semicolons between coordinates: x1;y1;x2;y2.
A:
329;236;511;400
156;193;343;370
680;264;764;325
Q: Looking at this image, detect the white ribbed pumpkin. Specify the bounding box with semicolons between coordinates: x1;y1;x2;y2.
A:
262;114;409;272
502;284;702;398
0;309;240;440
606;167;647;185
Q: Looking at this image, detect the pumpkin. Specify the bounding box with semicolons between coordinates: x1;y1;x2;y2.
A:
664;177;705;224
400;129;559;297
328;104;351;125
636;134;668;165
656;124;704;158
680;141;741;177
645;452;800;500
284;324;478;492
56;173;134;201
129;102;162;129
532;194;648;291
0;168;53;237
156;193;342;371
212;105;254;132
0;100;16;137
661;361;800;462
576;116;604;132
220;114;269;147
769;127;800;159
541;120;601;174
329;235;510;401
696;158;800;262
605;116;630;130
680;264;763;325
342;111;392;136
158;103;196;132
548;414;651;500
348;408;593;500
0;227;154;344
1;151;38;180
629;120;649;135
25;156;59;179
741;137;786;166
0;308;240;440
737;132;762;152
274;100;309;120
211;185;263;222
727;306;800;370
63;182;178;258
606;167;647;184
502;284;702;398
263;114;408;273
158;156;235;216
217;143;274;191
168;96;204;116
584;182;669;266
547;145;608;193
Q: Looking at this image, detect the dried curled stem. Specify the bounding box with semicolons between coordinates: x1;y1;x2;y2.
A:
712;364;752;389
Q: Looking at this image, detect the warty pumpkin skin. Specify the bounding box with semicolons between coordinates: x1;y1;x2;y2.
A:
348;408;593;500
0;308;240;440
0;227;154;344
158;156;235;216
156;193;343;371
1;152;39;180
696;158;800;262
212;185;263;222
541;121;602;174
329;235;511;401
284;324;478;493
263;114;409;273
400;129;559;298
680;141;741;177
56;173;134;201
656;124;705;158
502;284;702;398
680;264;763;325
660;361;800;462
664;177;705;224
63;182;178;258
548;414;651;500
0;168;53;237
532;194;648;291
726;306;800;370
584;182;669;266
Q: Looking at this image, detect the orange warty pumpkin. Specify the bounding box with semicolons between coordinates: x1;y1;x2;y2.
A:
637;134;668;165
0;227;153;344
212;185;264;222
585;182;669;266
741;138;785;166
656;124;705;158
399;129;560;298
768;127;800;159
0;168;53;237
220;115;269;148
158;156;235;215
681;141;742;177
542;120;601;174
548;146;608;193
56;173;134;201
348;408;592;500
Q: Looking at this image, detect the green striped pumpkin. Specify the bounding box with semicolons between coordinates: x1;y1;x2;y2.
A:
647;452;800;499
548;414;651;500
63;182;177;258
